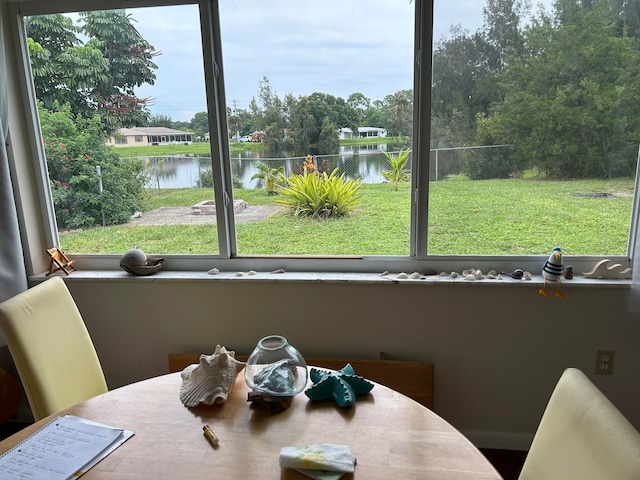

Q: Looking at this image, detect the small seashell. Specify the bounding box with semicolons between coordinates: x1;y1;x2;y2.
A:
486;273;496;279
564;266;574;279
464;274;476;281
271;269;285;274
439;272;449;277
235;272;245;277
410;272;421;279
450;271;459;278
120;246;147;269
488;270;497;276
511;269;524;280
523;271;532;280
462;268;474;276
179;345;246;407
396;272;409;279
473;269;484;279
380;271;389;276
207;267;220;274
248;270;257;275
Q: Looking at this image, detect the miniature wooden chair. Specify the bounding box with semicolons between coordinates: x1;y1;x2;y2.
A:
47;246;75;275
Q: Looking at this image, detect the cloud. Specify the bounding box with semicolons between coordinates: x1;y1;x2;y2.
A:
131;0;550;122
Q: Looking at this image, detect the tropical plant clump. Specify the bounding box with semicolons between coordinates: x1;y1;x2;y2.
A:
250;162;284;195
276;166;361;219
381;148;411;191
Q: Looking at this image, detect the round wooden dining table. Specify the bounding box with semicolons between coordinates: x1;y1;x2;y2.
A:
0;370;502;479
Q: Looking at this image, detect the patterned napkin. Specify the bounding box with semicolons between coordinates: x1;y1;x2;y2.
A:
279;444;356;473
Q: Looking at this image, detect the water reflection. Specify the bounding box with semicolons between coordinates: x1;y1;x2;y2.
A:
141;144;396;189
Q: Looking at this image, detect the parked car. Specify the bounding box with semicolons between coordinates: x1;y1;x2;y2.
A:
240;135;252;142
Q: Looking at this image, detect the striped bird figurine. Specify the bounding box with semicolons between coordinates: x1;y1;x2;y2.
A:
539;246;564;298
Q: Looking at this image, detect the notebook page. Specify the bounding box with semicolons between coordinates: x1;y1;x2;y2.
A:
0;415;124;480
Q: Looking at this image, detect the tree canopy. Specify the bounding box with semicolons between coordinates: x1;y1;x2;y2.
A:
26;10;159;135
433;0;640;179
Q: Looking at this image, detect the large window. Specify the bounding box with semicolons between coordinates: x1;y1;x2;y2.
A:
9;0;639;274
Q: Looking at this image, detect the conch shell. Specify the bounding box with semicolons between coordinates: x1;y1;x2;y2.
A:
179;345;245;407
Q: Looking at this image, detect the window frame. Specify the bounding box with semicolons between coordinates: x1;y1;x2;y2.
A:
5;0;638;277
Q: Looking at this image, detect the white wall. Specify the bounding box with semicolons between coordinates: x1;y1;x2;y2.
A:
19;277;636;450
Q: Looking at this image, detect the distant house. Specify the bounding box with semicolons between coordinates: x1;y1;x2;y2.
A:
339;126;387;140
106;127;194;147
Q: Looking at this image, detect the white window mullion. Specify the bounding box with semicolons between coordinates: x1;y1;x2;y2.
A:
199;0;236;258
411;0;434;260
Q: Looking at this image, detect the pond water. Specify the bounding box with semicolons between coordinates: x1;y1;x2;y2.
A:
142;144;394;190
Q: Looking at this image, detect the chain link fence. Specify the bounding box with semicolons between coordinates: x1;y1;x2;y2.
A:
250;144;514;186
143;145;515;189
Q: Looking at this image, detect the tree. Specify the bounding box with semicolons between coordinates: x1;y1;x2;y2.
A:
251;77;287;153
476;1;640;178
189;111;209;139
318;117;339;153
80;10;158;131
384;90;413;138
347;92;370;124
25;10;159;134
148;113;173;127
479;0;530;74
432;27;481;120
293;92;358;153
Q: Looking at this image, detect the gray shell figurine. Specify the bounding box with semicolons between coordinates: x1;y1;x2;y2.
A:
179;345;245;407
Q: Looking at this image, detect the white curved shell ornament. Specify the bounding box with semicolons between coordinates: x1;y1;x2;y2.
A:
179;345;246;407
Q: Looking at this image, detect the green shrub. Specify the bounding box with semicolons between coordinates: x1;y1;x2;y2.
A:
40;104;148;230
276;167;361;219
196;169;242;189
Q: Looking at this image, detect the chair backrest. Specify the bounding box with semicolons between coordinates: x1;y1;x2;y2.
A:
519;368;640;480
0;277;107;421
168;353;434;409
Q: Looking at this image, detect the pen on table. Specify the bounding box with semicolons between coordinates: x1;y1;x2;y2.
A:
203;424;219;447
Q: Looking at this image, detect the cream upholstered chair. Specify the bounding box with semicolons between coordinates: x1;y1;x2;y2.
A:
519;368;640;480
0;277;107;421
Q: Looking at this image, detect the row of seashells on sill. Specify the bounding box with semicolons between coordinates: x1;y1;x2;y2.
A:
440;268;532;281
388;268;533;281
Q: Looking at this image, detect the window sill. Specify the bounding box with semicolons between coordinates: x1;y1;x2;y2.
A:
31;269;632;289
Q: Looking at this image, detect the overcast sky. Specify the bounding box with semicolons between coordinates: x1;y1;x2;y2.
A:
129;1;551;122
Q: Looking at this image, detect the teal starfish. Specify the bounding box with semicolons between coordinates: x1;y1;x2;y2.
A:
304;363;374;408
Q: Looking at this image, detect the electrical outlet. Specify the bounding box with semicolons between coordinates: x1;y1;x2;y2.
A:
595;350;615;375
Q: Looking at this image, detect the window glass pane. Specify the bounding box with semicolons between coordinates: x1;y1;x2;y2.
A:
27;5;219;255
220;0;414;256
430;0;637;256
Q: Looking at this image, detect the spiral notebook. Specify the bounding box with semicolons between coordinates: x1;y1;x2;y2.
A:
0;414;134;480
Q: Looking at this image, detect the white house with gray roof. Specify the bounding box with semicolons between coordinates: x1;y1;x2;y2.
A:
339;126;387;140
106;127;193;147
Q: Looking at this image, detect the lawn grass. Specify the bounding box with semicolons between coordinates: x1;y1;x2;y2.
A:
116;142;264;158
114;137;399;159
59;177;634;256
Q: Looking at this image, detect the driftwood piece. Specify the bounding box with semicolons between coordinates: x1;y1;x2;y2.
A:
247;390;292;414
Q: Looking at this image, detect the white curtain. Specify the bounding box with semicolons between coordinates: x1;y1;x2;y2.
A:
0;14;28;346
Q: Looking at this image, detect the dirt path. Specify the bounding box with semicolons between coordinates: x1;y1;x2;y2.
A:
128;205;283;226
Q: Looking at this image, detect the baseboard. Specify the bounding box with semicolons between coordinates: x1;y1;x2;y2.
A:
462;429;532;451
